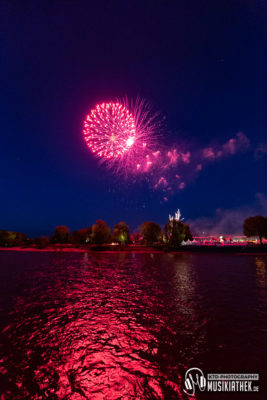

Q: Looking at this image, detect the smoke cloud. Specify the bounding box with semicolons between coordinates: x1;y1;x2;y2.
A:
153;132;251;200
202;132;250;161
187;193;267;236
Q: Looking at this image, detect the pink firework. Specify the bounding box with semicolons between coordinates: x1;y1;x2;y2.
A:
83;99;162;174
83;102;136;159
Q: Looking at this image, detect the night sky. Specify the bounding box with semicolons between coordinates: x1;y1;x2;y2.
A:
1;0;266;237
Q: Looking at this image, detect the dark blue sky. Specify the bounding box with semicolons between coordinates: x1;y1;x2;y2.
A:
1;0;266;236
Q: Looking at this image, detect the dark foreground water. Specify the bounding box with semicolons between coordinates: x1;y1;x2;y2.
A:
0;252;266;400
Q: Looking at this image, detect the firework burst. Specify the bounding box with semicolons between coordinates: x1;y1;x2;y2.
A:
83;99;163;175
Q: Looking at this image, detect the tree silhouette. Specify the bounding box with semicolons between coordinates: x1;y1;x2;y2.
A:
71;228;92;245
243;216;267;245
112;222;130;245
139;222;162;244
164;220;193;246
91;220;111;245
51;226;69;244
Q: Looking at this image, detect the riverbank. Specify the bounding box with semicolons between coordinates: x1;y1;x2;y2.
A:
1;244;267;254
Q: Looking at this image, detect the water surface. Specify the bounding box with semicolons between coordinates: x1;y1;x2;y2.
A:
0;251;266;399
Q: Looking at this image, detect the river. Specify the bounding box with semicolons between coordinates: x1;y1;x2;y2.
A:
0;251;266;399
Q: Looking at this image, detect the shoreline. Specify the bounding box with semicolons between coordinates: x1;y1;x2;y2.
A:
1;245;267;254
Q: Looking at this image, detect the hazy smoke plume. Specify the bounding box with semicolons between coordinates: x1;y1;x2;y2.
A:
187;193;267;236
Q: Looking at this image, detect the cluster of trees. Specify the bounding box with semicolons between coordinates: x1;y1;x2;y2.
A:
0;230;26;247
243;216;267;245
48;219;193;247
50;221;130;246
0;219;193;248
140;220;193;246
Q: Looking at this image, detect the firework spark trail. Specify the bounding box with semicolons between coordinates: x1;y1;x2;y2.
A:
83;99;250;201
83;99;163;176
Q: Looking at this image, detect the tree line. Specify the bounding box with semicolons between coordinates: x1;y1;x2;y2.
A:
0;215;266;248
46;219;193;247
0;219;193;248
